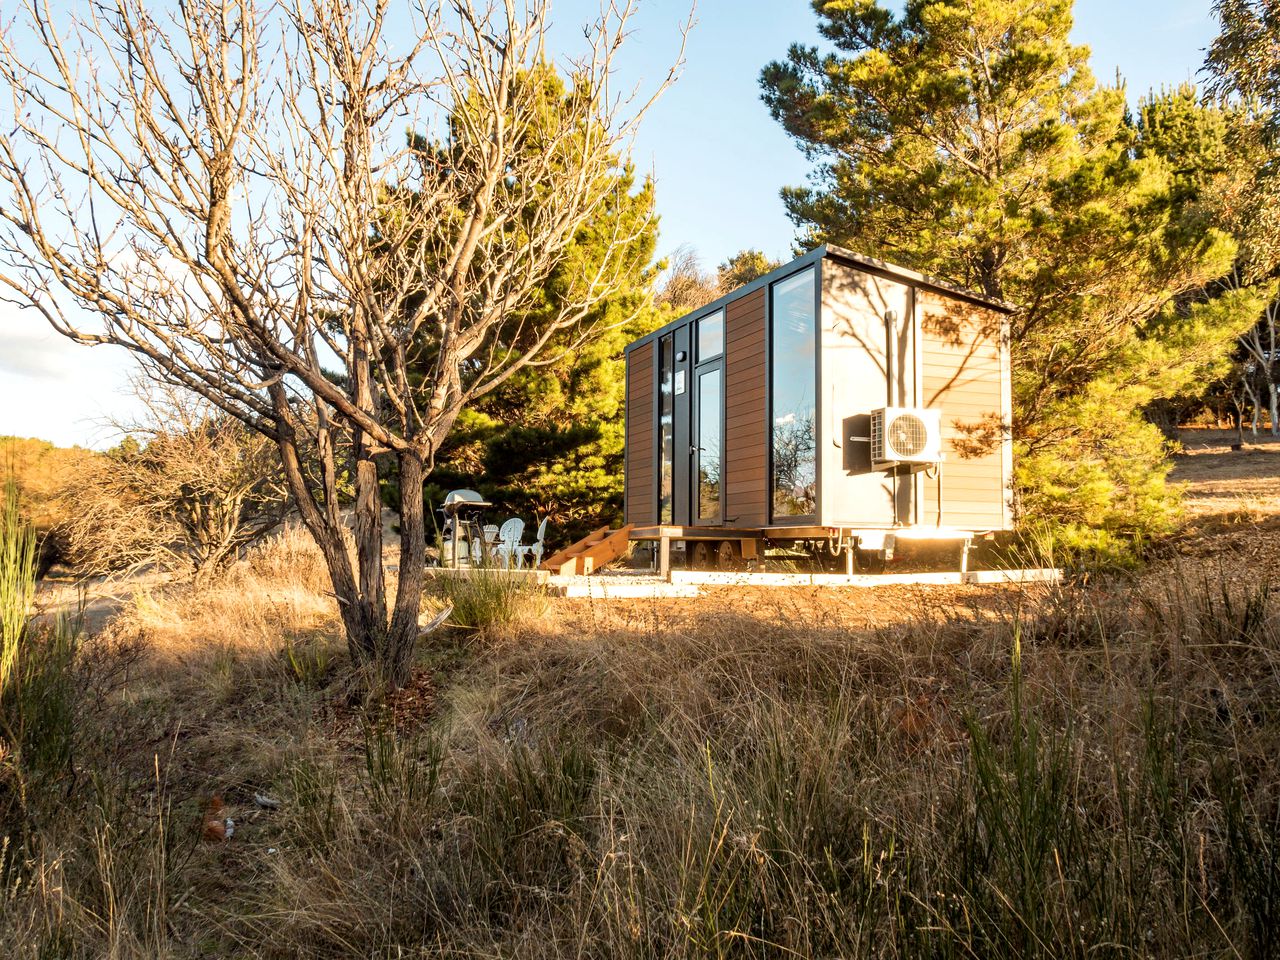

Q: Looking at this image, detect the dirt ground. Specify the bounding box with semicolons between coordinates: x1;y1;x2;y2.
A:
1170;426;1280;516
1152;426;1280;581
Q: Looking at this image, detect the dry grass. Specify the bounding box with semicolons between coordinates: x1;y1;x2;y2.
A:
1171;426;1280;517
1164;427;1280;582
3;486;1280;957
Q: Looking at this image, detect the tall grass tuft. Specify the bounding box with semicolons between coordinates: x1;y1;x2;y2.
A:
1;477;79;882
430;565;545;632
0;478;36;695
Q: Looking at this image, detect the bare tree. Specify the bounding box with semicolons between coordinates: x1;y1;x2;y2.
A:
61;380;288;585
656;244;719;314
1239;300;1279;435
0;0;684;687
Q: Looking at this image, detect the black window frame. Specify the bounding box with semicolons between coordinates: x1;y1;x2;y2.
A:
693;355;725;526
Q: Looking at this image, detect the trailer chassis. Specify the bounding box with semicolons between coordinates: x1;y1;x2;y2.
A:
628;525;990;581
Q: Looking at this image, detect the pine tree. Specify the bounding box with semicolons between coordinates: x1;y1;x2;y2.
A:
1135;85;1279;436
761;0;1264;554
394;67;662;548
718;249;781;289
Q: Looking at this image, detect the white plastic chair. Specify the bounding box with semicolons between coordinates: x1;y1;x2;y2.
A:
517;516;548;569
493;517;525;569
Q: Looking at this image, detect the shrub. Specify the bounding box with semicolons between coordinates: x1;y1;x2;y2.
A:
0;436;99;576
59;383;287;584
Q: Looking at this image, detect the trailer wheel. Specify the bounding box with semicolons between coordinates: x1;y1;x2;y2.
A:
689;540;716;570
715;539;744;572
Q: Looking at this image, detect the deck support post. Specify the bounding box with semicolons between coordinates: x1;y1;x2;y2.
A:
960;536;973;579
659;534;671;582
845;543;855;577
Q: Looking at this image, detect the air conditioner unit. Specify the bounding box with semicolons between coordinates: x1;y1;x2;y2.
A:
870;407;943;468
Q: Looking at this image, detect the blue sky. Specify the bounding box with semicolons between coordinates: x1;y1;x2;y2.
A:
0;0;1220;448
615;0;1216;268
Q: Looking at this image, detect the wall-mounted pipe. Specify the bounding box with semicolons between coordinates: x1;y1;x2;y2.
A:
885;309;900;524
884;309;898;408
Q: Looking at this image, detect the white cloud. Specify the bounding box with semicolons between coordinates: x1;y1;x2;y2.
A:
0;305;142;448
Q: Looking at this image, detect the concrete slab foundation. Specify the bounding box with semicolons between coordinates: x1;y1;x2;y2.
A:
544;567;1061;598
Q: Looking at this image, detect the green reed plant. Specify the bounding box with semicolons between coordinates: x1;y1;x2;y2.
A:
1;479;78;827
361;719;443;822
283;754;343;854
461;737;597;892
1214;757;1280;958
0;478;36;696
0;478;81;931
958;628;1077;957
282;633;334;687
430;564;544;632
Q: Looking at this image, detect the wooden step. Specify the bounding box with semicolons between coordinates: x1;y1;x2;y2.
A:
540;524;634;576
539;526;609;573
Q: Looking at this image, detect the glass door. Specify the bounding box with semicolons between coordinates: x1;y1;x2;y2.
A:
769;267;817;519
693;311;724;525
694;366;722;523
658;333;675;524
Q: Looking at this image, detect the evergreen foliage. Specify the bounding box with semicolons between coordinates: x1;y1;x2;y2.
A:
394;68;663;547
1207;0;1280;142
717;249;782;289
761;0;1266;553
1135;85;1280;435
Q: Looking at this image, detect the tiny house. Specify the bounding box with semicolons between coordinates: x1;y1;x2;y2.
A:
622;244;1016;573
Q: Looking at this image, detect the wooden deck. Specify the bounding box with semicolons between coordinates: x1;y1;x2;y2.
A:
629;525;761;541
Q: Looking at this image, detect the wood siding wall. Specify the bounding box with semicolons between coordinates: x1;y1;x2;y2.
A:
918;292;1011;530
624;342;656;525
724;289;768;526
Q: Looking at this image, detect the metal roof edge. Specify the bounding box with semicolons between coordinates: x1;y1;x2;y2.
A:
624;246;827;356
623;244;1017;356
822;244;1018;314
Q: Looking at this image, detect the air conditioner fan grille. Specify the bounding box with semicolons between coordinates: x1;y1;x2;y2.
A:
887;413;928;457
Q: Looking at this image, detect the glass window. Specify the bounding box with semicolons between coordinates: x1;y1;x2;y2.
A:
658;334;675;523
697;367;721;522
770;267;817;518
697;310;723;361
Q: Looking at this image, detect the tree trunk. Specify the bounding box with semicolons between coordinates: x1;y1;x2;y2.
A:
273;422;427;690
384;451;427;688
270;403;382;674
1270;381;1278;437
352;439;387;659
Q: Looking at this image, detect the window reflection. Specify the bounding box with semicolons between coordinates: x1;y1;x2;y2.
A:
770;267;816;517
698;311;723;362
659;334;674;524
697;367;721;521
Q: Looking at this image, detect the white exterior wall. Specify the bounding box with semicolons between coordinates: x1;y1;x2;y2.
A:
817;259;916;527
